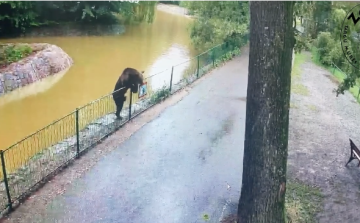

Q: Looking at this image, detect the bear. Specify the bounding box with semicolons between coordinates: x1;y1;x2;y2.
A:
112;67;145;120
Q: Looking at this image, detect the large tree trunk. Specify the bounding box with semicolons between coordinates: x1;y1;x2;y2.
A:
237;2;294;223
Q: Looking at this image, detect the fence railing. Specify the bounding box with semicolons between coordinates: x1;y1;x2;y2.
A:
0;42;242;215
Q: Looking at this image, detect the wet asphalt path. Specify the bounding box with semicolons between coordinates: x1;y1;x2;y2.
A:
36;53;249;223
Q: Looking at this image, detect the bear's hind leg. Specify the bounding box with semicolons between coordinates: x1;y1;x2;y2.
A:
114;96;126;120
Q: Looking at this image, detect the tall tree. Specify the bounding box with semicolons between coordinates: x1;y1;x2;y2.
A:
237;2;294;222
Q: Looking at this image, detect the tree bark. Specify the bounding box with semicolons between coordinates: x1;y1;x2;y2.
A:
237;2;294;223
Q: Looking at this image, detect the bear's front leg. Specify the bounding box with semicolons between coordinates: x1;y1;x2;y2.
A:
114;96;126;120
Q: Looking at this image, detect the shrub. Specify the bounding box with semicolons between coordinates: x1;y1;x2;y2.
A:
0;44;33;66
316;32;335;66
328;42;344;67
149;85;171;104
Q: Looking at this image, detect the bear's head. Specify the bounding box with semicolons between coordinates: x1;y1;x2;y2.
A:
130;70;145;94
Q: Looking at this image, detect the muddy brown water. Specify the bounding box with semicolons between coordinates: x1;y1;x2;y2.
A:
0;10;195;156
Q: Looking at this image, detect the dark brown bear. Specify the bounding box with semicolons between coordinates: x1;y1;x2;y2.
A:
112;68;144;120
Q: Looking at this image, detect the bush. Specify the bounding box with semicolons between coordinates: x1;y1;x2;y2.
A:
328;43;345;67
315;32;336;66
149;85;171;104
0;44;33;66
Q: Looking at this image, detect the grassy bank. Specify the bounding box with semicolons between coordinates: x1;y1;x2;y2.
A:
310;48;360;103
285;179;323;223
291;52;309;96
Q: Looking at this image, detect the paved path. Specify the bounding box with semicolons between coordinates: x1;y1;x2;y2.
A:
27;53;249;223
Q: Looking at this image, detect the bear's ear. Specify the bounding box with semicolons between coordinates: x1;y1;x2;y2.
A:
141;70;145;74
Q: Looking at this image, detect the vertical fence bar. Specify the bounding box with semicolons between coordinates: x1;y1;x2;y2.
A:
128;91;133;121
169;66;174;93
197;55;200;78
0;150;12;211
75;108;80;158
212;48;215;67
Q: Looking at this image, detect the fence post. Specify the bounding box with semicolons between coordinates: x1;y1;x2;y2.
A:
0;150;12;211
197;55;200;78
128;91;133;121
75;108;80;158
212;48;215;67
169;66;174;93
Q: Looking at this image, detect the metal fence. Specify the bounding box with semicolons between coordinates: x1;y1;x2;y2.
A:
0;42;242;215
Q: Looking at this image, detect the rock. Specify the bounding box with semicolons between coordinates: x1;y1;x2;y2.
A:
0;43;73;96
0;81;3;95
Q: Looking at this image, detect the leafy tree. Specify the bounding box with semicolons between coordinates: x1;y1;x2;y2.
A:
184;1;249;51
312;1;332;35
0;1;38;34
124;1;157;24
0;1;158;36
237;1;295;222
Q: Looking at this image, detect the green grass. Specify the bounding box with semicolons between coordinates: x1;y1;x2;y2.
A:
0;44;33;66
292;52;307;79
285;179;324;223
292;84;309;96
311;47;360;103
290;102;298;109
202;213;210;221
291;53;309;96
306;104;318;111
149;85;171;104
218;180;323;223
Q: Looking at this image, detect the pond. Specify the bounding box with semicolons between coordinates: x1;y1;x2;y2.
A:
0;9;196;151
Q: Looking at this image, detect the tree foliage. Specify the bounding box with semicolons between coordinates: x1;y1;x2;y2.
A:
295;1;360;95
183;1;250;51
0;1;38;33
0;1;157;36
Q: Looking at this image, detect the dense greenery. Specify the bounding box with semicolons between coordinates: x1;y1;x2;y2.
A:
294;1;360;95
0;1;157;36
181;1;250;52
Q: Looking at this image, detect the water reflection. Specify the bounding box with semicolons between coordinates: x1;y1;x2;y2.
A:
0;68;68;107
146;43;190;90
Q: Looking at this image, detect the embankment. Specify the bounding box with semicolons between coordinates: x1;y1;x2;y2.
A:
0;43;73;97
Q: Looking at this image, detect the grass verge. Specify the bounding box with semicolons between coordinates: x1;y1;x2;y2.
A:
291;53;309;96
285;179;324;223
